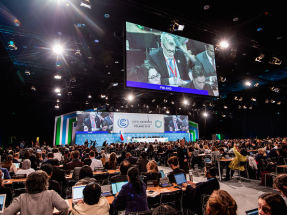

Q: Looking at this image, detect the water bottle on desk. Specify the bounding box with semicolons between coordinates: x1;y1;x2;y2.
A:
189;170;193;182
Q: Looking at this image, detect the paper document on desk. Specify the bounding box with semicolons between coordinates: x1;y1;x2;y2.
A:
156;188;170;193
53;200;69;213
146;190;160;197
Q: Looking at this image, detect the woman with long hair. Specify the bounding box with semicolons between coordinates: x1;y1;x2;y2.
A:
113;167;149;213
105;152;117;170
206;190;237;215
2;155;17;173
258;192;287;215
143;160;162;181
100;153;106;166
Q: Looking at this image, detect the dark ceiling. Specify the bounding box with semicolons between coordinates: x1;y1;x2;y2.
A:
0;0;286;117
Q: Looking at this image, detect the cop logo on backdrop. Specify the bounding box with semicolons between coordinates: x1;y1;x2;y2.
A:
117;118;129;128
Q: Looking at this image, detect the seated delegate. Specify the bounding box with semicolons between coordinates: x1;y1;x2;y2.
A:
258;192;287;215
3;170;69;215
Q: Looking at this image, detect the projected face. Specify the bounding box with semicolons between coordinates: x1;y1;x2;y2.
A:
161;35;176;59
148;68;161;85
193;76;206;90
90;112;96;120
206;44;215;59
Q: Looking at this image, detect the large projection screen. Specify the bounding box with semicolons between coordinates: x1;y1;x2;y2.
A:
125;21;219;96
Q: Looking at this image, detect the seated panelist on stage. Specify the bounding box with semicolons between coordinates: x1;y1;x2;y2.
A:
83;112;103;132
182;167;220;215
183;66;214;96
3;171;69;215
71;183;110;215
111;160;131;183
195;43;217;82
167;156;185;183
147;32;190;87
139;63;161;85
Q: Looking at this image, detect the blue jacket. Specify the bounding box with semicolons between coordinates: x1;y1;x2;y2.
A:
0;167;11;179
112;181;149;214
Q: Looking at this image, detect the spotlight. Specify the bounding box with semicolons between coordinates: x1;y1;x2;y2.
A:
203;103;206;107
75;50;81;56
192;102;196;106
56;99;60;102
88;95;92;98
223;106;227;109
265;99;269;103
127;94;134;101
169;20;184;32
146;105;148;108
8;40;17;50
101;95;106;98
238;105;242;109
25;70;30;75
53;45;63;54
171;101;175;104
255;54;264;62
271;100;275;103
219;76;227;82
251;98;256;101
249;106;252;109
277;101;281;105
245;81;251;86
57;93;61;96
234;96;238;100
55;88;60;93
94;40;99;43
270;87;280;93
269;57;282;65
243;105;247;109
254;83;259;87
222;114;226;117
219;41;229;48
104;14;110;18
152;99;156;102
166;111;170;114
163;99;168;103
112;83;118;86
163;106;166;109
238;97;243;101
204;5;210;10
55;104;59;109
80;2;91;9
54;75;61;79
105;96;108;100
178;108;181;110
203;112;208;117
183;100;188;105
31;86;36;91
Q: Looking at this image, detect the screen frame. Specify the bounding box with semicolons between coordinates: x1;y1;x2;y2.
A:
124;21;220;98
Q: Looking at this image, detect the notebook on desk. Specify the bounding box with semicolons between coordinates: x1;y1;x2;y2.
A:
111;181;128;195
0;194;6;213
174;173;187;187
72;185;86;202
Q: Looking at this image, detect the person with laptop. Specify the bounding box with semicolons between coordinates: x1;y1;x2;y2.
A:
111;160;131;183
3;170;69;215
1;155;17;174
258;192;287;215
75;166;97;186
71;183;110;215
182;166;220;215
66;150;84;170
13;153;20;163
15;159;35;176
112;167;149;213
0;170;13;207
167;156;185;183
136;151;149;173
205;189;237;215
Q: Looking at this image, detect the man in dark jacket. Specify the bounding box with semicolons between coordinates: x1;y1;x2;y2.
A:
65;150;83;170
125;152;138;165
50;159;67;191
182;167;220;215
136;152;149;173
40;164;62;196
111;160;131;183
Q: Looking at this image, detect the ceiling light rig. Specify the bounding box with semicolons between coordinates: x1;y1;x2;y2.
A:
219;76;227;82
169;20;184;32
245;81;251;86
277;101;281;105
265;99;269;103
234;96;238;100
238;97;243;101
238;105;242;109
249;106;252;109
54;75;61;79
243;105;247;109
269;57;282;65
270;87;280;93
271;100;276;103
255;54;264;62
219;41;229;48
254;83;259;87
163;99;168;103
251;98;256;101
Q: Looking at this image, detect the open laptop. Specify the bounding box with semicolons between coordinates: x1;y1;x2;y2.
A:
111;181;128;195
72;185;86;202
174;173;187;187
159;170;165;178
245;208;258;215
0;194;6;213
14;163;20;169
101;185;112;197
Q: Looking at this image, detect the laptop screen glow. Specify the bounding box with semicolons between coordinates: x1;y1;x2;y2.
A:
174;173;186;185
111;181;128;195
72;186;86;200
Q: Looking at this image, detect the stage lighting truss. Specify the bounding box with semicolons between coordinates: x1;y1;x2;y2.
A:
251;98;256;101
269;57;282;65
254;83;259;87
80;2;91;9
169;20;184;32
31;86;36;91
75;50;81;56
25;70;31;75
255;54;264;62
8;40;17;50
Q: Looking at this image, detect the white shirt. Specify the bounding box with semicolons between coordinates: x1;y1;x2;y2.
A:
90;158;103;171
163;52;181;85
16;168;35;176
54;153;63;161
9;163;17;173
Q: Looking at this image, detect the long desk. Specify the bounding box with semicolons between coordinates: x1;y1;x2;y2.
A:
128;137;168;143
4;170;120;185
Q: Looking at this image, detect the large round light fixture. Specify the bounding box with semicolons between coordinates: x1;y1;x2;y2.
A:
127;94;134;101
220;41;229;48
53;45;63;54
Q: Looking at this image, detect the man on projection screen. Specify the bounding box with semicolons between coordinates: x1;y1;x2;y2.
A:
148;32;191;87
